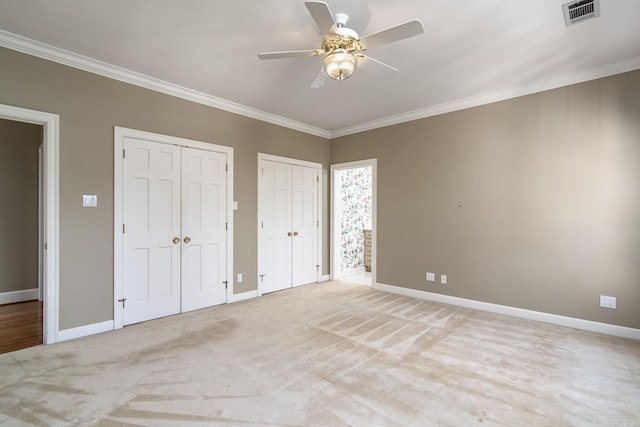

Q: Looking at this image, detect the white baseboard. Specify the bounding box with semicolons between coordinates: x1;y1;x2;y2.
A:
375;282;640;341
58;320;114;343
320;275;330;282
228;290;258;303
342;267;365;275
0;288;38;305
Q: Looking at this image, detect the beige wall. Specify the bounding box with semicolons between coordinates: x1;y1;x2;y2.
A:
2;45;639;332
0;119;41;294
0;47;330;330
332;70;640;329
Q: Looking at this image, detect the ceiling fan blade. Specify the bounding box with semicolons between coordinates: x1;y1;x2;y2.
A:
310;66;327;89
258;50;321;60
305;1;336;35
358;55;399;76
360;20;424;50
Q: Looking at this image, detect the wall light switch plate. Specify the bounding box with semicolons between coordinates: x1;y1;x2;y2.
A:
426;272;435;282
599;295;616;309
82;195;97;207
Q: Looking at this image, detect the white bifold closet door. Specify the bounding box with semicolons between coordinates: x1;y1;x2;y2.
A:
123;138;227;325
291;164;319;286
259;158;319;294
181;148;227;312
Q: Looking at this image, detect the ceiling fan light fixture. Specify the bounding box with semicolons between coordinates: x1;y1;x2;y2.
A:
324;50;357;81
258;2;425;88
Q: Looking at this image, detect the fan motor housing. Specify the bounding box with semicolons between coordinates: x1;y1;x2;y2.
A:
322;27;363;55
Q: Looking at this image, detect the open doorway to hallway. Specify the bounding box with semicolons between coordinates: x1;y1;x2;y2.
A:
1;104;59;347
331;159;376;287
0;118;43;354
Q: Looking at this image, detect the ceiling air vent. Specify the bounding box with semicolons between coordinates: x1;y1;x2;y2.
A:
563;0;600;27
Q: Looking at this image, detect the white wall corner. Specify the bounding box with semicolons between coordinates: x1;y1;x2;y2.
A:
375;282;640;341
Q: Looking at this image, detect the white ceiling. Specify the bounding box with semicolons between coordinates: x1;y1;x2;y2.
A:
1;0;640;138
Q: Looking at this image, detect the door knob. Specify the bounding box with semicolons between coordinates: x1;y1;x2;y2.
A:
293;231;299;236
183;236;191;243
172;237;180;244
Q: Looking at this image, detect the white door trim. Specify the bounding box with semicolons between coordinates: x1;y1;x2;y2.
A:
257;153;323;296
259;153;322;170
114;127;234;329
0;104;60;344
38;143;44;302
330;159;377;287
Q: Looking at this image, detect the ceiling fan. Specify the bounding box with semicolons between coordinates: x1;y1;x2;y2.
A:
258;1;424;88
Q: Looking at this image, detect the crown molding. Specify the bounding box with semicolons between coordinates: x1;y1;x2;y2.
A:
329;56;640;139
0;30;331;139
3;30;640;141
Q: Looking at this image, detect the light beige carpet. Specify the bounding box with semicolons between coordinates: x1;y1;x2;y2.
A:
1;281;639;426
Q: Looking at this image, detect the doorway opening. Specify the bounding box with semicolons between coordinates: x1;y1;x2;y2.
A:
331;159;376;287
0;104;60;346
0;119;42;353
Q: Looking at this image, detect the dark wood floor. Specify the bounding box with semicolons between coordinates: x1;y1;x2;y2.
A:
0;300;43;354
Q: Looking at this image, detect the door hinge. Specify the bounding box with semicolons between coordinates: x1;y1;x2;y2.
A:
118;298;127;308
223;280;228;289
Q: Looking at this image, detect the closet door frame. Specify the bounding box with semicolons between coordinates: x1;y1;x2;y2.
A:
257;153;322;296
114;127;234;330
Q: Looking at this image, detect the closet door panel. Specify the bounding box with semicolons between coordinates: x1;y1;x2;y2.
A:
181;148;228;312
292;165;318;286
259;160;292;294
123;138;181;325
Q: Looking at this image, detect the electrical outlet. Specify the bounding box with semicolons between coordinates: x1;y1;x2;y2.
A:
599;295;616;309
441;274;447;285
426;272;435;282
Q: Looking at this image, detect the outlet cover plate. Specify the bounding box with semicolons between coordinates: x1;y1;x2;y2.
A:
599;295;616;309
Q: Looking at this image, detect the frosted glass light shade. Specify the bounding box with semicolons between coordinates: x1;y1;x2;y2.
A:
324;51;357;81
